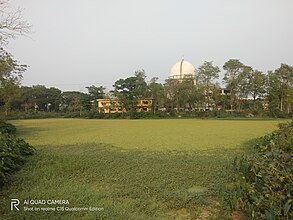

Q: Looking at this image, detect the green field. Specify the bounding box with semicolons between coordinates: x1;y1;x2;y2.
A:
0;119;285;219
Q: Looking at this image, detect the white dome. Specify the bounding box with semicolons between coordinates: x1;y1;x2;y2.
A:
170;59;196;80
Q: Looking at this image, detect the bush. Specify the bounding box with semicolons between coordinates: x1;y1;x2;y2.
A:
223;121;293;219
0;121;16;135
0;125;34;187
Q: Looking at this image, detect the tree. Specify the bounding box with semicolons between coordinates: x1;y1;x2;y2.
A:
0;79;19;115
247;70;267;101
86;85;105;110
223;59;245;110
246;70;267;111
0;0;31;116
134;69;148;98
113;77;138;111
148;77;165;112
61;91;80;112
86;85;105;99
61;91;90;115
164;78;180;111
112;70;148;111
267;71;281;116
197;61;220;110
197;61;220;85
0;0;31;45
238;66;252;98
16;86;33;112
0;48;25;83
20;86;62;112
274;64;293;114
176;77;197;110
164;77;200;113
210;82;224;110
267;64;293;116
0;49;26;115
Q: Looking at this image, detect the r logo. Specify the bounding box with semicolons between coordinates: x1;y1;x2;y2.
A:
10;199;20;211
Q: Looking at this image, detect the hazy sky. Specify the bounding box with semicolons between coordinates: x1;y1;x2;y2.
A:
8;0;293;92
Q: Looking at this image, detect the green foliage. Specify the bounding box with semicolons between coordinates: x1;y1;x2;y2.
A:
268;64;293;115
86;85;105;99
61;91;90;112
223;121;293;219
112;70;149;113
196;61;221;111
164;77;201;110
223;59;245;110
0;121;34;187
0;132;34;187
0;48;26;83
0;48;27;116
0;120;16;134
148;77;165;109
247;70;267;101
197;61;220;85
222;59;269;112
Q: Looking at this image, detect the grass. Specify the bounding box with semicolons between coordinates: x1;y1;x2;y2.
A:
0;118;286;219
10;118;284;150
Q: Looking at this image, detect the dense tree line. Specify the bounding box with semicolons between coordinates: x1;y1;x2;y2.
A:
0;59;292;119
111;60;292;117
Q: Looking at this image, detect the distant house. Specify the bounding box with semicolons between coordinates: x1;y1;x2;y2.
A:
135;98;154;112
97;99;125;114
97;98;154;113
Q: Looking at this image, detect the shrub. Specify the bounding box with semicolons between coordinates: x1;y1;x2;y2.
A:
223;121;293;219
0;126;34;187
0;121;16;135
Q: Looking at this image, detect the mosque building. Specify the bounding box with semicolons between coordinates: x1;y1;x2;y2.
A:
169;58;197;82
